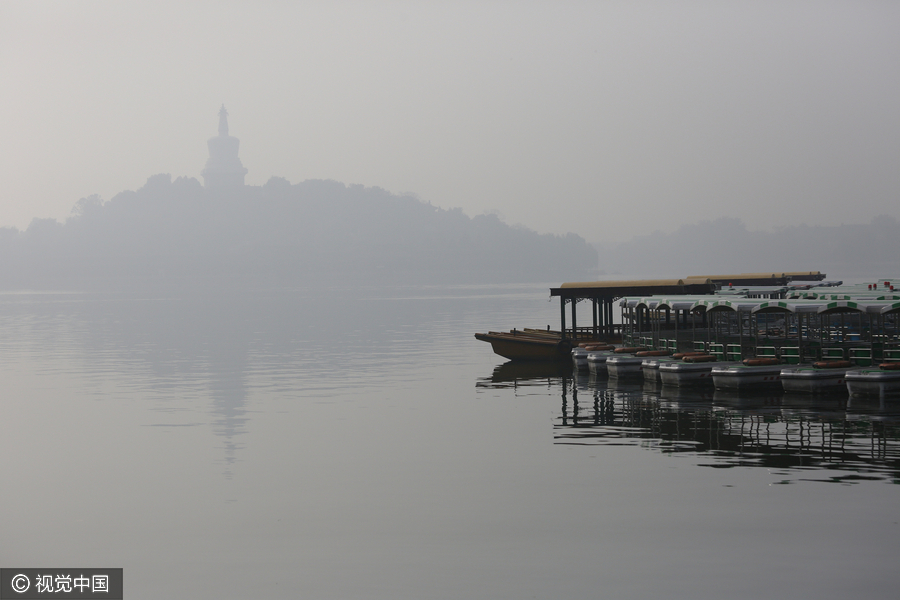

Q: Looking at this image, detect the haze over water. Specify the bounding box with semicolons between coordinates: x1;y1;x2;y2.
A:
4;2;900;596
4;2;900;244
2;281;897;599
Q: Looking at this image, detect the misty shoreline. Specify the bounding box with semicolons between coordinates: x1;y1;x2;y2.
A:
4;173;895;291
1;174;599;291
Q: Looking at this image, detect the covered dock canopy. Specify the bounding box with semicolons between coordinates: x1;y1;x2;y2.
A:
715;285;791;299
690;272;827;286
783;271;827;281
689;272;797;286
792;280;898;299
550;279;716;340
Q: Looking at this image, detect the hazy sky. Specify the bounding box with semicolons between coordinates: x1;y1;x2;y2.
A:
2;1;898;243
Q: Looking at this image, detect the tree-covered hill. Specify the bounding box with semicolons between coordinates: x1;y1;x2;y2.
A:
1;175;598;289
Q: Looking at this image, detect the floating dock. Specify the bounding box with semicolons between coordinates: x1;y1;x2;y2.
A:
477;272;900;397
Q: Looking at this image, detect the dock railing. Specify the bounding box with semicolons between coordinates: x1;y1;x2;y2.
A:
780;347;801;364
884;349;900;363
569;324;624;341
821;347;845;360
757;346;777;359
849;347;873;366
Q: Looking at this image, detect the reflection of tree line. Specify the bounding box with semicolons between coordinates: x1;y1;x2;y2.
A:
102;287;472;479
549;379;900;481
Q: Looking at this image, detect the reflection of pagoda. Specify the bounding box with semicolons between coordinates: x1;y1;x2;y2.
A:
201;105;248;190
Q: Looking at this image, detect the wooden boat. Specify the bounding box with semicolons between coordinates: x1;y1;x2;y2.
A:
474;330;573;361
780;360;852;394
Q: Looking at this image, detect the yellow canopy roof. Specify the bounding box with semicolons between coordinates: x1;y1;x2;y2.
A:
560;279;686;289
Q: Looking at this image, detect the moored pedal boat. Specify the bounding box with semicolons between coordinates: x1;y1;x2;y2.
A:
572;343;616;371
711;358;783;390
641;356;679;382
571;347;589;370
658;355;723;387
586;351;614;376
845;363;900;397
780;360;852;394
606;354;645;378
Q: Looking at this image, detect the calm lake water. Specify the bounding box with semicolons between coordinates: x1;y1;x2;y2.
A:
1;282;898;599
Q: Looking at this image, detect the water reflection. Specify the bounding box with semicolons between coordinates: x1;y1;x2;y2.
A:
482;360;572;387
479;362;900;484
5;285;552;481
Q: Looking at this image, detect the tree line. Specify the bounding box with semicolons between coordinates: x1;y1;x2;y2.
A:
0;174;599;289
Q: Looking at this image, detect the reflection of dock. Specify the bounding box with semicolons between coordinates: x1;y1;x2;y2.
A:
545;375;900;482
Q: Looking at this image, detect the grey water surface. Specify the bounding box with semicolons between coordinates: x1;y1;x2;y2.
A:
1;283;898;599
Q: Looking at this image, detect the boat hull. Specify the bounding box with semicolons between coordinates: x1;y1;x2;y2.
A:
587;351;614;376
711;364;783;390
571;347;589;371
641;357;678;382
658;361;720;387
475;332;573;362
606;355;644;378
780;366;849;394
845;368;900;397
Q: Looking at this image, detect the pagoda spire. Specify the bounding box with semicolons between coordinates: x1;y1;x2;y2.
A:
202;105;247;191
217;104;229;136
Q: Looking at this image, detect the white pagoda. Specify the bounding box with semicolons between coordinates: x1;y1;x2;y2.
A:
201;105;248;190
